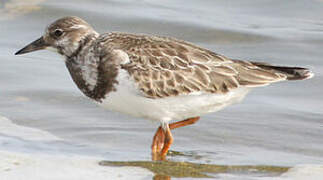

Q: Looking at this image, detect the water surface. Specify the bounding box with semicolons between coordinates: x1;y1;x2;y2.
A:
0;0;322;179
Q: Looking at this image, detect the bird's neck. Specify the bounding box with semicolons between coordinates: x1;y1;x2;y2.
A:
65;34;119;102
64;33;99;59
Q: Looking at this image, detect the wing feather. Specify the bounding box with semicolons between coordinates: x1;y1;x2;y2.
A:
98;32;287;98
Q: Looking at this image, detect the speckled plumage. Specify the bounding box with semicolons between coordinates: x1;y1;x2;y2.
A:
15;16;314;116
15;16;314;158
99;32;296;98
16;16;314;116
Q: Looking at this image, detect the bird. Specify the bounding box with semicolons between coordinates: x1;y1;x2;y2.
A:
15;16;313;160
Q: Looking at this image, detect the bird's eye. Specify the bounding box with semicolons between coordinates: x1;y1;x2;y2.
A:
54;29;63;37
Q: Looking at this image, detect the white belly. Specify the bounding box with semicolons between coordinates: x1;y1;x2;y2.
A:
98;70;251;124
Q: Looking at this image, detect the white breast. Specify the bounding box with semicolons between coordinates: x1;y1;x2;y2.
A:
98;70;251;124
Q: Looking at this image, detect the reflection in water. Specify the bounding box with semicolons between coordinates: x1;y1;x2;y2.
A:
153;175;170;180
100;160;289;179
0;0;44;20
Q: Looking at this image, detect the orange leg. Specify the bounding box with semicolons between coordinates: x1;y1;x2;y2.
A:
151;117;200;160
169;117;200;130
151;126;165;153
160;124;173;157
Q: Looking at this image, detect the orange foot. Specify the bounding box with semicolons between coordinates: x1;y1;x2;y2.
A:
151;117;200;160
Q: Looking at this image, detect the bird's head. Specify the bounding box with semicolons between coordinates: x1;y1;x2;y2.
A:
15;16;98;57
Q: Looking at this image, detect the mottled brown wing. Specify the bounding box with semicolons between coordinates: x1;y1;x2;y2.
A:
100;32;287;98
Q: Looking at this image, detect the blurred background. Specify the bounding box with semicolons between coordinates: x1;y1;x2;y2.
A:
0;0;322;179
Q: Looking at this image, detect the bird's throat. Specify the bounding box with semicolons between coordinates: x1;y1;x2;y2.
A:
65;34;119;102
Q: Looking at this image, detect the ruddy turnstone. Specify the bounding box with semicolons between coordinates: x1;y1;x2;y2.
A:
15;16;313;160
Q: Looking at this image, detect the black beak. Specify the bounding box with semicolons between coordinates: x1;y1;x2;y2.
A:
15;37;49;55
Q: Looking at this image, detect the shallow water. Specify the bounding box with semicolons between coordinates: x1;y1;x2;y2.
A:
0;0;323;179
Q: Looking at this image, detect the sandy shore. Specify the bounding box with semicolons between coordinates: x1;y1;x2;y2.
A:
0;115;152;180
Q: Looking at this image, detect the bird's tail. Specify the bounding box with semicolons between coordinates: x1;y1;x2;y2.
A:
250;61;314;80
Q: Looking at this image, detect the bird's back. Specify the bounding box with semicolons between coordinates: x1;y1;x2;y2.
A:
96;32;313;99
